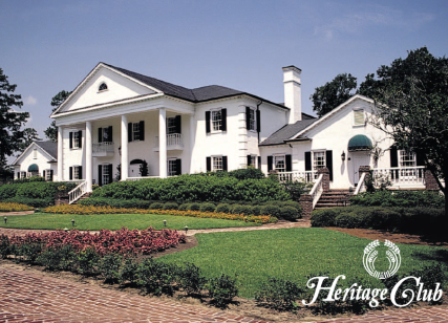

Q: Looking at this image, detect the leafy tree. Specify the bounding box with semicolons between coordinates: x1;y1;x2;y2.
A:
310;73;357;117
366;47;448;216
17;128;41;153
139;160;149;176
44;90;71;141
0;67;28;173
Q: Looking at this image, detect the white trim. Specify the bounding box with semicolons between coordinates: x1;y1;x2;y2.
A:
11;142;57;166
51;63;164;116
289;94;374;140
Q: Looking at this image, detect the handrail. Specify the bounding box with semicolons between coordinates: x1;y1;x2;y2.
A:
372;166;426;188
278;171;316;183
310;174;324;208
354;172;366;195
68;180;87;204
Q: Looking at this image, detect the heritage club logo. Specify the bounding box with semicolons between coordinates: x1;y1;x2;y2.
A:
363;240;401;279
302;240;444;308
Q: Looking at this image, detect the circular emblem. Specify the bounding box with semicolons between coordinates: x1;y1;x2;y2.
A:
363;239;401;279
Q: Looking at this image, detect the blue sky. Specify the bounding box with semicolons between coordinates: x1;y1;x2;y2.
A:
1;0;448;148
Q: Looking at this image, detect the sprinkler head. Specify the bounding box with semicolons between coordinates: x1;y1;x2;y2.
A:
3;217;6;224
71;219;75;227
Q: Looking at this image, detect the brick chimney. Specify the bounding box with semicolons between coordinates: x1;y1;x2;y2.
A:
282;66;302;124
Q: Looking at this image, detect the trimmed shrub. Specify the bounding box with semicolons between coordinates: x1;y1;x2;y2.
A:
251;205;261;216
200;202;216;212
334;213;363;228
261;205;280;218
4;197;54;208
163;202;178;210
215;203;231;214
149;202;164;210
232;204;253;215
281;201;301;210
0;182;77;201
188;203;201;211
207;274;239;308
255;277;303;311
228;168;265;180
350;190;445;208
178;203;190;211
279;206;300;221
311;209;340;227
79;198;155;209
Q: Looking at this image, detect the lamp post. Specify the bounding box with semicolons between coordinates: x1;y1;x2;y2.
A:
163;220;167;227
3;217;6;224
71;219;75;227
64;227;68;233
184;225;188;234
341;151;346;162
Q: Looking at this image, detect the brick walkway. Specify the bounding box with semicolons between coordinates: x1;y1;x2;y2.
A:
0;267;265;323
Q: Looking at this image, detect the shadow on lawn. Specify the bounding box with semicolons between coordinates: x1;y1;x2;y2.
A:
412;248;448;265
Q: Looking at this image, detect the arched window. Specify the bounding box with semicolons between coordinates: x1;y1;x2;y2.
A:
130;159;144;165
99;83;108;91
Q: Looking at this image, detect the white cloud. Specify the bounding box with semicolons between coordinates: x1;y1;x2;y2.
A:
314;5;434;40
24;95;37;105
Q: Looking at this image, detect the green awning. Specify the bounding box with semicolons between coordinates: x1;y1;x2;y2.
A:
348;135;372;152
28;164;39;172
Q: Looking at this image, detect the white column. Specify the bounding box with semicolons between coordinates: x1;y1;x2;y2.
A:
57;127;63;181
159;108;167;178
189;114;195;173
121;115;129;180
85;121;93;192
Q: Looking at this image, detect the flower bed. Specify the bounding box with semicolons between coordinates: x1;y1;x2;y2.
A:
0;202;34;212
7;227;185;256
42;205;278;224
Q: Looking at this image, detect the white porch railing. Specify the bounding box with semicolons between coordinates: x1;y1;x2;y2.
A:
354;172;367;195
93;142;114;154
68;180;87;204
278;171;317;183
309;174;324;208
372;166;426;188
154;133;183;150
125;176;160;181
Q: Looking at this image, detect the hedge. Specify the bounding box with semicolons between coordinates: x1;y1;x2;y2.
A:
350;190;444;208
78;198;302;220
311;206;445;233
0;182;78;204
90;174;290;202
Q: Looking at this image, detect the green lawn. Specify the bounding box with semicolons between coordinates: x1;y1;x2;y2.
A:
0;213;261;231
158;228;448;298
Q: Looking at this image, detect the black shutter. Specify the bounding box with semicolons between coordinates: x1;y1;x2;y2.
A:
206;157;212;172
268;156;273;171
256;109;261;132
175;115;181;133
286;155;292;172
78;166;83;179
247;155;251;166
305;152;312;171
128;122;132;142
176;159;182;175
205;111;211;133
108;126;113;142
221;109;227;131
98;165;103;186
69;167;73;180
246;106;251;130
108;164;113;183
416;150;425;166
139;121;145;141
69;132;73;149
326;150;333;181
23;172;26;178
49;170;53;182
98;128;103;143
17;172;20;179
43;170;46;180
390;146;398;167
78;131;82;148
222;156;228;171
257;156;261;170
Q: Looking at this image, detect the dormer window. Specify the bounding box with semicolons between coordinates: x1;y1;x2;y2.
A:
99;83;108;92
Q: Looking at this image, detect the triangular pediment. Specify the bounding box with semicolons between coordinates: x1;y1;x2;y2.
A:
55;63;161;114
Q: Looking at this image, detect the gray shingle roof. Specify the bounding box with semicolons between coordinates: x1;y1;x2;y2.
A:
259;118;317;146
103;63;287;108
35;141;58;159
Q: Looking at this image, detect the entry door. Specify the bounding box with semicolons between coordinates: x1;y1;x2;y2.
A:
349;152;370;186
129;164;141;177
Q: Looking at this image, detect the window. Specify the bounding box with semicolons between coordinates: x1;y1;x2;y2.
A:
274;155;285;172
399;150;416;167
72;131;81;148
313;151;326;170
128;121;144;142
211;110;223;131
168;159;181;176
103;165;111;185
99;83;108;91
99;127;113;142
247;155;256;167
132;123;141;141
33;149;37;159
20;171;26;178
45;170;53;181
167;117;177;134
73;167;80;180
353;109;365;126
213;156;223;171
247;108;256;131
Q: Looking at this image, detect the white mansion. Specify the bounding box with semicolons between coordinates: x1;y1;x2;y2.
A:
13;62;432;203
